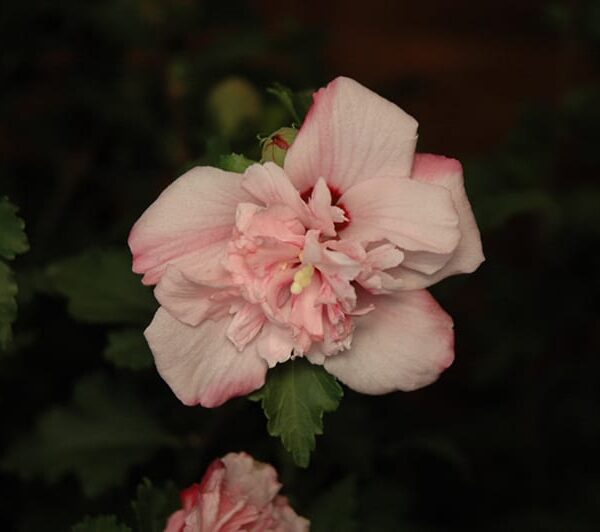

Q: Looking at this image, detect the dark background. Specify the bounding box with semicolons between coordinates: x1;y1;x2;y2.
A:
1;1;599;530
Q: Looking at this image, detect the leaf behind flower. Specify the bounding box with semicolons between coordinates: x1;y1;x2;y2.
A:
254;358;343;467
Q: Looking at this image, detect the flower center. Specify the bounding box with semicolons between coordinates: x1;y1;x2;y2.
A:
300;184;351;232
290;264;315;295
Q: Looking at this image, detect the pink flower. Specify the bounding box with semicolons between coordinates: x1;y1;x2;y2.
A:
129;77;484;407
164;452;309;532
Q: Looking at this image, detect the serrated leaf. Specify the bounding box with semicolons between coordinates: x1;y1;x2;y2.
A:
309;477;359;532
255;358;343;467
2;373;174;497
46;248;155;324
132;478;180;532
71;515;132;532
267;83;313;125
218;153;257;173
0;196;29;260
0;261;17;349
105;328;153;370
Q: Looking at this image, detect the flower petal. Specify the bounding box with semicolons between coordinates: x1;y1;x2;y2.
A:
270;496;311;532
256;321;294;367
164;510;186;532
323;290;454;393
145;308;267;407
340;177;460;254
195;460;257;531
129;166;252;285
307;178;346;236
397;154;485;289
242;162;310;224
284;77;418;194
226;303;265;351
221;452;282;509
154;266;233;326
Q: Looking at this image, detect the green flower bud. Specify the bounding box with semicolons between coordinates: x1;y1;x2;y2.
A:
260;127;298;167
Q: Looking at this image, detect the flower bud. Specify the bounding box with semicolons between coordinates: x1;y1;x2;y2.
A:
260;127;298;167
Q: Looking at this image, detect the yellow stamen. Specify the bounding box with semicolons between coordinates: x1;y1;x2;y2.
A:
290;281;303;295
290;264;315;295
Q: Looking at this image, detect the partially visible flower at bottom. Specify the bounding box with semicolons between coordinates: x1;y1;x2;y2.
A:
165;452;309;532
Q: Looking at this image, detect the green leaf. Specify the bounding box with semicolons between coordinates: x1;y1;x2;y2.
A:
0;262;17;349
267;83;313;125
104;328;153;370
71;515;132;532
254;358;343;467
309;477;359;532
132;478;180;532
217;153;257;173
46;248;155;324
2;373;174;497
0;196;29;260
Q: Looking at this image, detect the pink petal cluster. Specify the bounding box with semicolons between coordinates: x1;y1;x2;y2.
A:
129;77;484;407
165;452;309;532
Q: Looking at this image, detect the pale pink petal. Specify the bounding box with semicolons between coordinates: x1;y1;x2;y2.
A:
289;278;324;340
321;273;357;313
236;202;305;245
323;290;454;394
226;303;266;351
242;162;310;224
321;305;354;356
195;460;257;532
256;322;294;367
221;452;282;509
307;178;346;236
303;230;362;281
365;243;405;270
395;154;485;289
327;239;367;262
245;238;300;274
358;270;404;293
144;308;267;407
340;177;460;254
154;266;234;326
164;510;186;532
211;500;256;532
129;166;253;285
284;77;418;194
400;249;452;275
270;496;311;532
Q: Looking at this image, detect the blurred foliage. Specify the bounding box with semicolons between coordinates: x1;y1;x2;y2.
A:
131;479;180;532
2;373;175;497
72;515;132;532
307;476;359;532
0;197;29;350
1;0;599;531
46;248;156;325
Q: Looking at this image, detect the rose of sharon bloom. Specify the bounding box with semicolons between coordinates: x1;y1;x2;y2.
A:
165;452;309;532
129;76;484;407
